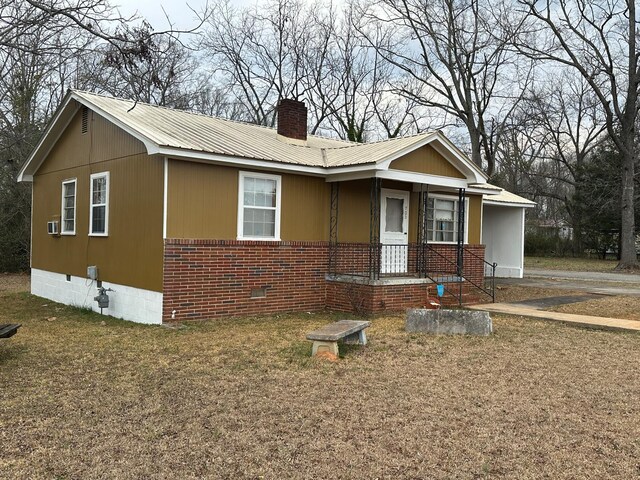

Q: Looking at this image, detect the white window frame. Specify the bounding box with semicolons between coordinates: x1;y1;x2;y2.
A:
237;171;281;241
427;194;469;244
60;178;77;235
89;171;110;236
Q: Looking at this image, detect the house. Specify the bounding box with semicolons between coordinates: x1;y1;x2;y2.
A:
18;91;533;324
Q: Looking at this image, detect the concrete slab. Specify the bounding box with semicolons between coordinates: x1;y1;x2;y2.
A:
406;309;492;336
468;303;640;332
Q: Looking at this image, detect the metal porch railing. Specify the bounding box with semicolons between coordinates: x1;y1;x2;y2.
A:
328;242;497;305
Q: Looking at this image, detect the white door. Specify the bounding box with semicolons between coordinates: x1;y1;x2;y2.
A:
380;189;410;274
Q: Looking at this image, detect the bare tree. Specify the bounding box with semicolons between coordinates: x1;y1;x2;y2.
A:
0;0;204;270
202;0;316;126
355;0;531;175
94;26;197;108
0;8;94;270
494;69;607;253
516;0;639;268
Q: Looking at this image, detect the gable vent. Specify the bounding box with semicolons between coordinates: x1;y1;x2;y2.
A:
81;106;88;134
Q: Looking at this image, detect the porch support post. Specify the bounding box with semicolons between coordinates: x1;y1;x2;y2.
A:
417;184;429;277
328;182;339;275
369;177;381;280
457;187;466;277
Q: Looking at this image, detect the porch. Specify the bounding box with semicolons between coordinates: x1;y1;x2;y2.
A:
326;242;496;308
325;178;497;309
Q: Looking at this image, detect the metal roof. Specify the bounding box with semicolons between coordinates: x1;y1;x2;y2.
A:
73;91;349;167
19;90;487;184
483;187;536;207
73;91;484;176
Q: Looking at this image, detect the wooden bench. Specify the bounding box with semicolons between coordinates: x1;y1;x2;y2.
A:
306;320;370;357
0;324;21;339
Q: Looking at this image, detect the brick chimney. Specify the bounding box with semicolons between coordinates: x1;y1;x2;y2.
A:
277;98;307;141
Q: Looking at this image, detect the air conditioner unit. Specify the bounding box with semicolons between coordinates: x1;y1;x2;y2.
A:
47;221;59;235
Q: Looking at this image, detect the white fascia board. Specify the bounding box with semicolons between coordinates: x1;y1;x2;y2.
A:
325;169;377;182
466;187;502;195
483;200;536;208
326;168;480;188
155;146;328;176
377;170;469;188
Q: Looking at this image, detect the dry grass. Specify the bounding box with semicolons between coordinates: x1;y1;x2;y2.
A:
549;295;640;322
525;256;622;272
0;273;30;294
2;280;640;479
493;285;585;304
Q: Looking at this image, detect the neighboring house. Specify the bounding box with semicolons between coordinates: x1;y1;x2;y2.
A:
528;219;574;240
19;91;530;324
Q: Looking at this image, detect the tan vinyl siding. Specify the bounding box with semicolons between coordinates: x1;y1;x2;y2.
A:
389;145;466;179
166;160;238;240
281;174;329;241
166;160;330;241
337;182;481;245
37;109;146;174
336;180;371;243
31;109;164;292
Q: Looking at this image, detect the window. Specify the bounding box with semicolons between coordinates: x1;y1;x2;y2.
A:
61;179;76;234
238;171;281;240
90;172;109;236
427;196;468;243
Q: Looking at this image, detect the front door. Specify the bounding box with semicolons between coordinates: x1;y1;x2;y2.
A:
380;189;410;274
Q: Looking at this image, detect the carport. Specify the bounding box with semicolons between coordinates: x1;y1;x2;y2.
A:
482;189;535;278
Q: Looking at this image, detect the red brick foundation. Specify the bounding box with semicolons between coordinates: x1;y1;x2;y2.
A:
163;239;328;321
325;279;435;314
162;240;487;321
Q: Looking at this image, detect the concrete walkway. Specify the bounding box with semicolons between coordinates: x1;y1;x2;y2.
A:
468;303;640;332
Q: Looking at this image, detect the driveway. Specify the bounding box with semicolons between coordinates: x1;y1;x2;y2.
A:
497;268;640;297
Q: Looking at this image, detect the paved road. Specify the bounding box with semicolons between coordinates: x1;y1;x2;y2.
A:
497;268;640;296
526;268;640;284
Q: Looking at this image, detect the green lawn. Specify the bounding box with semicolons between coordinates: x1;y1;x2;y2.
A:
1;282;639;479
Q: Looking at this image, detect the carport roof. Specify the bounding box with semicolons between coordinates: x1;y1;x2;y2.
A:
483;187;536;207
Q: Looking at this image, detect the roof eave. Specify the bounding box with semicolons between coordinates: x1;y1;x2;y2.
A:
18;91;77;182
156;146;328;175
484;200;536;208
18;90;162;182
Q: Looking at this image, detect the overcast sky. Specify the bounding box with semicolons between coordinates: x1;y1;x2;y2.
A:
115;0;248;30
